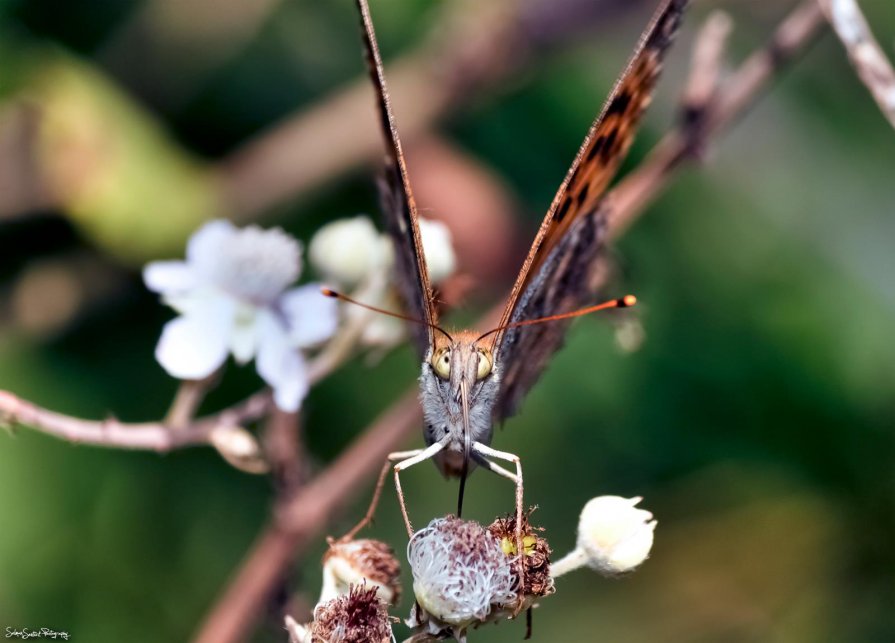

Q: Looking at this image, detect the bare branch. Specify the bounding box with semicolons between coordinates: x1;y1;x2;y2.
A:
609;1;826;237
192;388;422;643
0;302;365;452
0;389;272;452
681;11;733;133
817;0;895;130
164;372;220;429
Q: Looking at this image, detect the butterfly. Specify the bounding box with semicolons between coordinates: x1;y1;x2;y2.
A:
338;0;689;549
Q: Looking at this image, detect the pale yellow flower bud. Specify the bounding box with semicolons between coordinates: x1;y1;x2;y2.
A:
309;216;385;288
552;495;656;578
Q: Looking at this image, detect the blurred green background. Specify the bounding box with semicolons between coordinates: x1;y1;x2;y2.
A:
1;0;894;641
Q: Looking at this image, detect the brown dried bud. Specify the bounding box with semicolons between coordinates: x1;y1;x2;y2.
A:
311;585;393;643
321;538;402;605
487;510;555;603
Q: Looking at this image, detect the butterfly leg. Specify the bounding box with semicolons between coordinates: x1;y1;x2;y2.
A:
472;442;526;606
340;449;425;541
394;439;448;537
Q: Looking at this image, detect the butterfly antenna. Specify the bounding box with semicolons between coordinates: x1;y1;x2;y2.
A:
475;295;637;344
321;288;454;343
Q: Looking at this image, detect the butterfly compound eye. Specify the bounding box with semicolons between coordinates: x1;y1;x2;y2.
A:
432;349;452;379
476;349;493;380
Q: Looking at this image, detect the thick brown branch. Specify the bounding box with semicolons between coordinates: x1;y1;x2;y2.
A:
817;0;895;130
192;388;422;643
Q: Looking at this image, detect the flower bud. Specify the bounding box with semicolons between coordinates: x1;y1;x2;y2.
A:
319;538;402;605
309;216;386;288
408;517;516;630
551;496;656;578
209;424;269;474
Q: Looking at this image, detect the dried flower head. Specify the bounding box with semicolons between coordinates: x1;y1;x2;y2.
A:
320;538;402;605
310;585;393;643
408;517;517;632
551;495;657;578
487;511;554;603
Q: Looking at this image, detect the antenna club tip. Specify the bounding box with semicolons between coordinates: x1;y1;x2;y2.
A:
620;295;637;308
321;287;339;298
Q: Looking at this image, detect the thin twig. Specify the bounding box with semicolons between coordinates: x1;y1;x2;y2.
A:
817;0;895;130
164;372;220;429
680;11;733;138
0;388;272;452
192;5;828;642
609;1;826;237
0;308;364;452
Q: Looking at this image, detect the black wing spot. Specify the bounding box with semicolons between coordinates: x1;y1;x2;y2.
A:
606;92;632;116
599;129;618;162
575;182;590;205
586;135;606;162
555;196;573;222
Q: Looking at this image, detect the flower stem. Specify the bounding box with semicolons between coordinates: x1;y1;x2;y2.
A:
164;371;219;429
549;547;588;579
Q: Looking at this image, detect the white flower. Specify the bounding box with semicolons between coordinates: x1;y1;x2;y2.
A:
551;496;656;578
308;215;456;348
408;517;516;627
144;219;337;412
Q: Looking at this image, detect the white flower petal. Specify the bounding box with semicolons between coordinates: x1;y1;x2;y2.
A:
256;314;310;412
229;304;259;364
143;261;197;294
155;296;236;380
187;219;236;269
281;284;339;348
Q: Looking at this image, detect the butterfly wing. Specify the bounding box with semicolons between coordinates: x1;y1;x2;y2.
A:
493;0;688;420
357;0;436;356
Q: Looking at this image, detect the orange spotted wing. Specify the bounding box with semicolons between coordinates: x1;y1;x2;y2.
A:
492;0;688;419
356;0;688;416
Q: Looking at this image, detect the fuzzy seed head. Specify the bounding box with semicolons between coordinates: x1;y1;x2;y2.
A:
408;517;517;626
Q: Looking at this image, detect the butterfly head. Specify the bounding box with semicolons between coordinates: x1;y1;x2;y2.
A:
430;331;494;388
